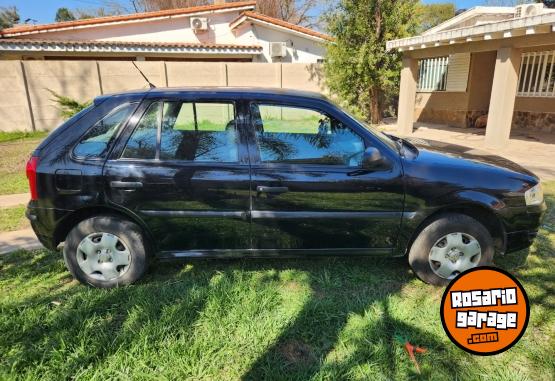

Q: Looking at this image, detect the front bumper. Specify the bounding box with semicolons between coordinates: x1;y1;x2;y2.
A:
502;201;546;254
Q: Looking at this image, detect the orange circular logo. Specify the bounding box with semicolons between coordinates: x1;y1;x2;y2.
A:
440;267;529;356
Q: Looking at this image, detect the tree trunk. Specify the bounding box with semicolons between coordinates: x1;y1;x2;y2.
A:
369;87;381;125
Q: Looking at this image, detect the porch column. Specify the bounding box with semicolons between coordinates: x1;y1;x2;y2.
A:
484;47;522;150
396;56;418;135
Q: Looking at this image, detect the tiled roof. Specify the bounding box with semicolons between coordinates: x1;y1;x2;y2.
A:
0;1;256;36
230;11;333;41
0;38;262;50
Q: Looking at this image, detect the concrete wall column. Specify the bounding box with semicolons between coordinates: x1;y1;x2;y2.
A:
484;47;522;150
397;56;418;135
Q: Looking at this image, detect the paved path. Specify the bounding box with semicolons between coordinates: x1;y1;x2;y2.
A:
382;122;555;181
0;193;29;208
0;193;42;254
0;228;43;254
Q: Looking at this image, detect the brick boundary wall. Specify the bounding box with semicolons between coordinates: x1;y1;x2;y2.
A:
0;61;325;132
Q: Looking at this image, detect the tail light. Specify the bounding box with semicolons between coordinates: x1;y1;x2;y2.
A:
26;156;39;201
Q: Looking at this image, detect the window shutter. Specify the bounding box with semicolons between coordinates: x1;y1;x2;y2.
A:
446;53;471;92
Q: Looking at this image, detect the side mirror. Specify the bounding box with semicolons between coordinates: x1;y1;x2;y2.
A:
361;147;388;170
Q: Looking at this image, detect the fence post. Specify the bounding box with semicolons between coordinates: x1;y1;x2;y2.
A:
96;61;104;94
19;61;36;132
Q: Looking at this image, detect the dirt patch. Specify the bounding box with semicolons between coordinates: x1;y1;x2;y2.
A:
279;340;316;365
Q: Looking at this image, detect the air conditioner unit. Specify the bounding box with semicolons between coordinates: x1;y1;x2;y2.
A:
190;17;208;31
270;42;287;58
514;3;544;18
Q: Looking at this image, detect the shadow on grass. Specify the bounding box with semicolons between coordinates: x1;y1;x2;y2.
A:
1;190;553;380
1;250;476;379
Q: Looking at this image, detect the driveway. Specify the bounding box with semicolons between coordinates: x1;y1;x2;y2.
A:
381;121;555;181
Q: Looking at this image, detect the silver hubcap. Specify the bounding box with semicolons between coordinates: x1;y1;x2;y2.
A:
428;232;481;280
76;232;131;281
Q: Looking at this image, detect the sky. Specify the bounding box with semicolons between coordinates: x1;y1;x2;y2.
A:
1;0;498;25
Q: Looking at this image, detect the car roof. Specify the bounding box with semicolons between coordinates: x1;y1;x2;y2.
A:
98;87;330;102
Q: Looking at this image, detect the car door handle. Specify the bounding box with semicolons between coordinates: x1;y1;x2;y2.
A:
110;181;143;189
256;186;289;195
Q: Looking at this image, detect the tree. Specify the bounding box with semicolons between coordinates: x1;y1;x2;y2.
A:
324;0;418;124
55;7;76;22
107;0;318;26
47;90;92;119
248;0;318;26
0;6;19;29
416;2;455;33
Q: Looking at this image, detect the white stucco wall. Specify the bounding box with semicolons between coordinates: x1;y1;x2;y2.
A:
18;10;327;63
235;24;326;63
23;12;242;45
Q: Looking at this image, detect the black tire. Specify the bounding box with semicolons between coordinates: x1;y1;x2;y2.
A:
63;215;149;288
408;213;494;286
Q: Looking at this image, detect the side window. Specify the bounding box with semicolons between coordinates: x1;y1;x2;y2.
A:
121;101;160;160
73;102;136;159
159;102;238;162
252;104;365;166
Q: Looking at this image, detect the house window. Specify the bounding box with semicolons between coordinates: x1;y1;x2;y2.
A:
417;56;449;92
518;51;555;97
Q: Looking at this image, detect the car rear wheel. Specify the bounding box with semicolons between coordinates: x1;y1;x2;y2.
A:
408;213;494;286
63;215;149;288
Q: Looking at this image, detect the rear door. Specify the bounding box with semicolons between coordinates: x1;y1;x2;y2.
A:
104;95;252;253
247;100;405;253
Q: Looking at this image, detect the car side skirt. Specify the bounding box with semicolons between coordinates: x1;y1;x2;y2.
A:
156;247;395;260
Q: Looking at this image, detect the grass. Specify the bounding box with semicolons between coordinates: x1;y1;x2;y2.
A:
0;183;553;380
0;205;28;232
0;134;46;195
0;131;48;144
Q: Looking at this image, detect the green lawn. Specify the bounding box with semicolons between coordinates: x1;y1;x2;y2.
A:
0;182;553;380
0;134;46;195
0;205;28;232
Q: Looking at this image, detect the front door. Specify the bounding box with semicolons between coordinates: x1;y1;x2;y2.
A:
247;101;405;253
104;97;252;253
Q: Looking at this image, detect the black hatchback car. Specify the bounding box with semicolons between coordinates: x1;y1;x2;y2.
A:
26;88;545;288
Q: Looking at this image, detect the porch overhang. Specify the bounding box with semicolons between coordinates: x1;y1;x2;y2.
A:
387;12;555;52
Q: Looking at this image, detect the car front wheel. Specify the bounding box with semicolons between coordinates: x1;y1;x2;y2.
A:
63;215;149;288
408;213;494;286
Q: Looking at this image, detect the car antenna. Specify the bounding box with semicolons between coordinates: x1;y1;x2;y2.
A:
132;60;156;89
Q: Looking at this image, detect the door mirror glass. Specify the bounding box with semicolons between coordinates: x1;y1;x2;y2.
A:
361;147;388;169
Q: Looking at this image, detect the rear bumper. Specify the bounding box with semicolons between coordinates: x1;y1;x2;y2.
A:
26;205;66;250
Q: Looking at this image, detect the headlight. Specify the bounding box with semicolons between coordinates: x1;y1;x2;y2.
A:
525;183;544;206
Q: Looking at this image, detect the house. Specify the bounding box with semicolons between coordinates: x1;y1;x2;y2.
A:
387;3;555;149
0;1;330;63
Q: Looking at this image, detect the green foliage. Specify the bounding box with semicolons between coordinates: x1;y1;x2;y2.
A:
47;90;92;120
416;2;455;33
324;0;418;124
55;7;75;22
0;6;19;29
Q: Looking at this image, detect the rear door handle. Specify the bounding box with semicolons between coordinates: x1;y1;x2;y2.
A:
256;186;289;195
110;181;143;189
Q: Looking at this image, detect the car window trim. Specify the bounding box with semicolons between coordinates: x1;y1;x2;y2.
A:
70;101;139;162
247;100;367;168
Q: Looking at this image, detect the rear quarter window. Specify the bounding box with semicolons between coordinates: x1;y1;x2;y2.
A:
73;102;137;159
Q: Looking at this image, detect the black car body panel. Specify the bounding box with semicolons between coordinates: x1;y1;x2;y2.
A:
27;88;546;259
